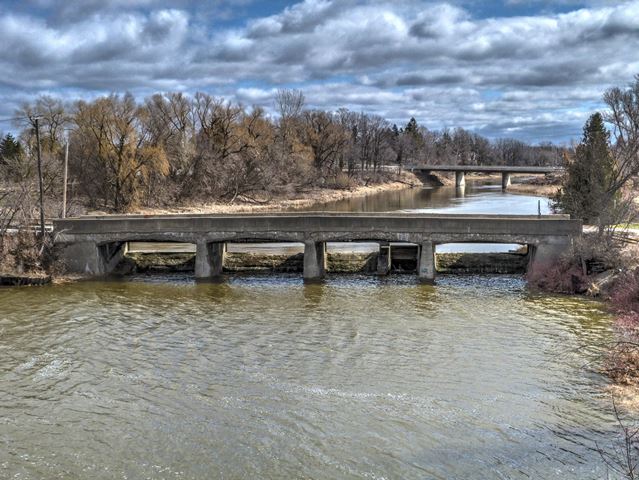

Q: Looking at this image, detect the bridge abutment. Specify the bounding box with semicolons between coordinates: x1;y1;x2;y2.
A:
58;241;126;276
303;241;326;282
195;241;226;279
417;241;436;283
527;240;572;276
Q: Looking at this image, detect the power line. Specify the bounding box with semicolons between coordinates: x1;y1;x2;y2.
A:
0;116;31;123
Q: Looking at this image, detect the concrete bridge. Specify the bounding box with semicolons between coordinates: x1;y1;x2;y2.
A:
406;165;564;189
53;213;581;282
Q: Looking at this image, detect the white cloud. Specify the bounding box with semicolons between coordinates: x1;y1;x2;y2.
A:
0;0;638;141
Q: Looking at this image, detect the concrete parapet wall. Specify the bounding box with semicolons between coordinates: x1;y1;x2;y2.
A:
54;214;580;245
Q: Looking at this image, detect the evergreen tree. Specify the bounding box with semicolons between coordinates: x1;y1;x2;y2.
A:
404;117;418;136
553;112;616;225
0;133;22;165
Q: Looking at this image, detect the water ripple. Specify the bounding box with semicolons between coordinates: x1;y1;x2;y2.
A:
0;274;618;479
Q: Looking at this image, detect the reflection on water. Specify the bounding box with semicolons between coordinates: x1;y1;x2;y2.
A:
0;274;617;479
299;180;551;215
302;180;552;253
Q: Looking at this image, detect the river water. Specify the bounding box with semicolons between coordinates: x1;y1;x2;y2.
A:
0;181;622;479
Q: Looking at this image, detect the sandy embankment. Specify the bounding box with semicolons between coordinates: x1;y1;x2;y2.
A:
506;183;560;196
103;172;425;216
475;173;560;196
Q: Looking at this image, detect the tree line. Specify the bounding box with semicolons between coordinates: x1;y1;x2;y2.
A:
553;74;639;230
0;89;566;213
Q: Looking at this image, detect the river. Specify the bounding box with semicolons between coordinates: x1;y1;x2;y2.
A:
0;180;621;479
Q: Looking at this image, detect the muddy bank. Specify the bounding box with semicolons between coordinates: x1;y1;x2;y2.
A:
118;250;529;275
0;273;51;287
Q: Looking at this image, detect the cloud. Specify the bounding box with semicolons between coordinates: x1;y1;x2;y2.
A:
0;0;638;142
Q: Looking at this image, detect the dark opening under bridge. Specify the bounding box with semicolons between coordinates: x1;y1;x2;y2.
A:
406;165;564;188
54;213;581;282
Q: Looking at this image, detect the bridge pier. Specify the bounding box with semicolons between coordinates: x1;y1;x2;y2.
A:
502;172;511;189
195;241;226;279
377;243;391;275
455;171;466;187
417;241;436;283
303;241;326;282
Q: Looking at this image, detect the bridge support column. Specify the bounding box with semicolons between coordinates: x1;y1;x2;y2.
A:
195;241;225;279
455;171;466;187
303;241;326;282
417;241;436;283
377;243;391;275
502;172;511;189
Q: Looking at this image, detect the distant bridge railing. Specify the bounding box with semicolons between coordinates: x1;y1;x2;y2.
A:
405;164;564;188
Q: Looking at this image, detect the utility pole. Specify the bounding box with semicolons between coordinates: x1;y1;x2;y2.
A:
34;118;46;242
62;137;69;218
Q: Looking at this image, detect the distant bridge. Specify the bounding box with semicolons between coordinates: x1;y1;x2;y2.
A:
406;164;564;188
54;213;581;283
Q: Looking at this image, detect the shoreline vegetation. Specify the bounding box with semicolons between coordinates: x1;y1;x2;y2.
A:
100;170;425;216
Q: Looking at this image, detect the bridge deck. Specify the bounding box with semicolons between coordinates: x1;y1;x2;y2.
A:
54;213;580;246
407;165;563;174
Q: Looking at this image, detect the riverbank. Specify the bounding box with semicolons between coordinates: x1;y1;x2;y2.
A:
0;272;51;286
89;172;425;216
507;182;560;196
509;172;561;196
530;236;639;409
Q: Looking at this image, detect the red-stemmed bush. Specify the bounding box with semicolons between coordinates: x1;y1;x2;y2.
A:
527;259;589;294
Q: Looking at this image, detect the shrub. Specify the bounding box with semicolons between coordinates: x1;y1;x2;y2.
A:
526;235;632;294
0;231;60;275
605;268;639;385
606;341;639;385
527;259;589;294
611;269;639;320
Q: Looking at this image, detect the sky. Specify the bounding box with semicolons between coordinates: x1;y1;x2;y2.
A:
0;0;638;143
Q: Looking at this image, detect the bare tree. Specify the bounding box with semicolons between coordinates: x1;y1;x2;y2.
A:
604;74;639;196
275;89;305;121
300;110;349;177
72;93;169;211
